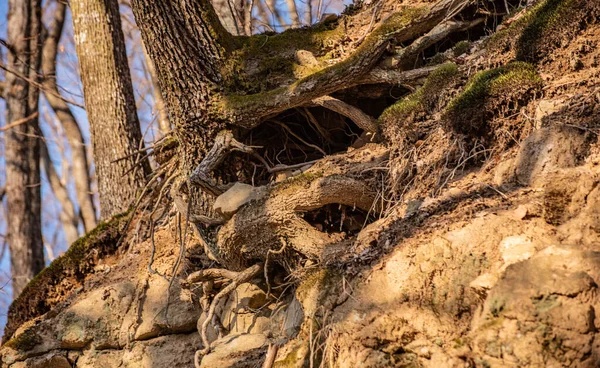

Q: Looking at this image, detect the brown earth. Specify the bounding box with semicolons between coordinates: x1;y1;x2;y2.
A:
2;0;600;367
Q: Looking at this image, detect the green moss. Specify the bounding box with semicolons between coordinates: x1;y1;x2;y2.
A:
273;340;307;368
379;63;459;125
453;40;471;57
26;212;128;287
489;296;506;318
4;329;41;351
445;62;542;118
3;213;129;342
533;295;561;313
222;6;428;96
426;52;447;66
487;0;591;61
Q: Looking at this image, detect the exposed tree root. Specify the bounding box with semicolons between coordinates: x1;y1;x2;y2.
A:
193;263;263;364
312;96;377;133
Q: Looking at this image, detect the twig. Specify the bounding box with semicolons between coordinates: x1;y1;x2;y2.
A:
262;344;280;368
264;239;288;298
271;120;327;156
0;112;39;132
0;62;85;109
197;263;263;358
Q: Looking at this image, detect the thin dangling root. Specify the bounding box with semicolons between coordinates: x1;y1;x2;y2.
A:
194;263;263;364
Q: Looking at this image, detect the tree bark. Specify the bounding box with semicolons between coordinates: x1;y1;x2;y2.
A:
71;0;150;219
130;0;232;166
4;0;45;297
211;0;245;35
42;0;97;232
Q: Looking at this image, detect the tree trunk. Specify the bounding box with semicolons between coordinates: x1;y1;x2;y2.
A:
71;0;150;219
130;0;232;166
211;0;245;35
4;0;45;297
42;0;97;232
129;0;478;272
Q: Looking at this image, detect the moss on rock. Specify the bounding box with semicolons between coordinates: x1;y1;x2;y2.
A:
379;63;459;128
445;61;542;135
488;0;599;61
3;213;129;343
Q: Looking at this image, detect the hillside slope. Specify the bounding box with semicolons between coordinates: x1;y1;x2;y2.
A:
2;0;600;367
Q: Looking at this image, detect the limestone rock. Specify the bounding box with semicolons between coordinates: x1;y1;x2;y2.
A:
499;235;536;268
221;283;272;335
133;276;200;340
199;333;268;368
213;183;267;218
11;353;71;368
122;333;202;368
514;126;588;186
471;245;600;366
282;297;304;338
535;99;565;128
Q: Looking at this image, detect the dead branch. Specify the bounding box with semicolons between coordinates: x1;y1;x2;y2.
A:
262;344;280;368
359;64;441;85
385;17;486;69
0;112;39;132
312;96;377;133
186;268;241;283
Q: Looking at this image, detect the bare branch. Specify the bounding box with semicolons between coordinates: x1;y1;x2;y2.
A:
312;96;377;133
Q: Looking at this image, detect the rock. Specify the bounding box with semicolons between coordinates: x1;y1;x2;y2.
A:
295;50;319;66
499;235;536;268
197;312;219;346
535;99;566;128
76;350;123;368
122;333;202;368
469;273;499;294
513;126;588;186
213;183;267;218
199;333;268;368
134;276;200;340
282;297;304;338
11;353;71;368
221;283;272;335
513;205;528;220
59;282;137;349
471;245;600;366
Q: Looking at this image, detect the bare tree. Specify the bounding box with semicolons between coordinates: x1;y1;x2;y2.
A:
71;0;150;218
40;137;79;245
4;0;45;297
41;0;97;232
